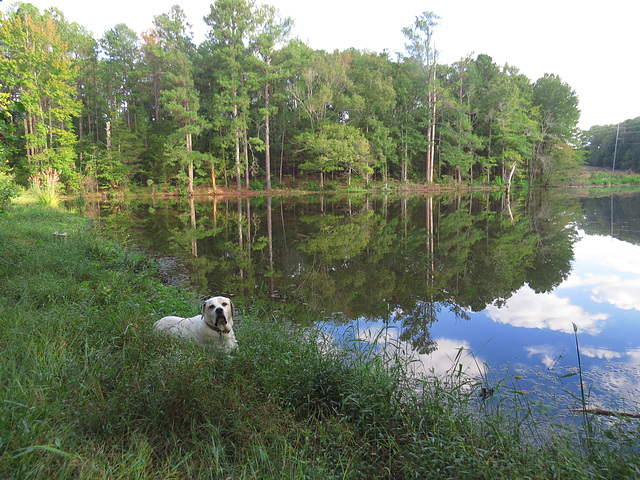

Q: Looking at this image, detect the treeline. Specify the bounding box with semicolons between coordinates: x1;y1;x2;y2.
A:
0;1;582;193
583;117;640;172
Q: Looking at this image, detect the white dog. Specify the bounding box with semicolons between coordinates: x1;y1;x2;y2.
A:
154;296;237;352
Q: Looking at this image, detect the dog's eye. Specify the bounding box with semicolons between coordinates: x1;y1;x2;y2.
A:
221;302;228;307
208;304;215;309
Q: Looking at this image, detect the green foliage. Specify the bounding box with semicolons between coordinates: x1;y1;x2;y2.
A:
583;117;640;173
297;122;373;185
249;177;265;191
0;172;21;210
0;3;589;190
0;5;81;183
0;91;26;167
533;74;580;143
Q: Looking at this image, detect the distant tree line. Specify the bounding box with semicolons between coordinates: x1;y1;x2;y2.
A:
583;117;640;172
0;1;582;193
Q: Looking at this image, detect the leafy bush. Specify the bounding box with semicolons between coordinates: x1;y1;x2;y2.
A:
323;180;339;191
0;172;21;211
249;177;265;191
270;178;285;190
305;180;322;191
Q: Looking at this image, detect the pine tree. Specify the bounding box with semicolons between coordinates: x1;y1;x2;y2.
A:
152;5;207;195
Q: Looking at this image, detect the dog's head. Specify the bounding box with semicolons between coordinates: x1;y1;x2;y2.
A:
201;296;234;333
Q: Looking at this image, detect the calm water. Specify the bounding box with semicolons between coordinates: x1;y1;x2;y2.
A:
89;188;640;415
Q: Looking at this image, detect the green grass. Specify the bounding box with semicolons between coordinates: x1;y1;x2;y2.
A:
1;200;640;479
584;169;640;186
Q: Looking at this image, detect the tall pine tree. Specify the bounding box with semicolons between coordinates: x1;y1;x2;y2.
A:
152;5;207;195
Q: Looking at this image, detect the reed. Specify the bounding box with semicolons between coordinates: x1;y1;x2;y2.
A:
28;167;61;207
572;323;591;433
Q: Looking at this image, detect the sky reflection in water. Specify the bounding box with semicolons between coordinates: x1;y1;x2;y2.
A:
355;224;640;413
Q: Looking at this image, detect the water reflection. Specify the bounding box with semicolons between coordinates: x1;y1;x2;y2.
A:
485;284;608;335
90;189;640;412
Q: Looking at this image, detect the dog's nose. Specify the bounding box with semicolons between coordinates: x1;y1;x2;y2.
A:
215;307;227;324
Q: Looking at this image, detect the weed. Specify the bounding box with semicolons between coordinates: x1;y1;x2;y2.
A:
29;168;62;207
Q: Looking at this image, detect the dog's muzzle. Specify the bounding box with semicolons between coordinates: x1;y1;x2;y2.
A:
214;307;228;327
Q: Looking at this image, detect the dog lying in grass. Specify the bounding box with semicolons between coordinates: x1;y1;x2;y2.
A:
154;296;237;352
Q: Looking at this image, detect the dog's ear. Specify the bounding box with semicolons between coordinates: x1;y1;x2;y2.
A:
201;301;207;318
229;299;234;318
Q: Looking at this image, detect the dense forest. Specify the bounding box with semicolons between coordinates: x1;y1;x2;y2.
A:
583;117;640;172
0;1;583;194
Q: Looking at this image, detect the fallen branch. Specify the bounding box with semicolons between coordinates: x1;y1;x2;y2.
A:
568;408;640;419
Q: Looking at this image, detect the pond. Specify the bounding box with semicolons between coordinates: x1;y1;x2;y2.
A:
87;188;640;418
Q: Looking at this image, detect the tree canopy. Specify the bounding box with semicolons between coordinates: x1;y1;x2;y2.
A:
583;117;640;172
0;1;584;191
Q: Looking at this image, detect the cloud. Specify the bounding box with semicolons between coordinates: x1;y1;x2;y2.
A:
590;277;640;311
526;345;563;369
485;286;608;334
573;233;640;275
580;346;623;361
625;349;640;366
355;326;485;377
560;273;616;289
416;337;485;377
559;232;640;311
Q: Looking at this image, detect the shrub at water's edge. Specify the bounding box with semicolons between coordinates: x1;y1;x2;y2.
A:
28;167;62;207
1;201;639;479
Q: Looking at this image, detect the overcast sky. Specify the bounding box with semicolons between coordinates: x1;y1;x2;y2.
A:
2;0;637;130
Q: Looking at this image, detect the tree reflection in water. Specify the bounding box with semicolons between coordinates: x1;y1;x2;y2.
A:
92;190;580;358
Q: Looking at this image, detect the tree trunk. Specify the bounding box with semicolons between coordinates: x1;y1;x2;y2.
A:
234;105;241;190
244;127;249;189
279;125;285;184
486;125;493;183
23;116;31;158
153;73;160;121
426;106;432;182
189;195;197;256
187;132;194;197
210;161;217;192
402;127;408;183
430;91;437;181
264;81;271;190
426;68;437;183
506;161;517;194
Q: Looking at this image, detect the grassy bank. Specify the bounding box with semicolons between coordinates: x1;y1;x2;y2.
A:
1;201;639;479
578;167;640;187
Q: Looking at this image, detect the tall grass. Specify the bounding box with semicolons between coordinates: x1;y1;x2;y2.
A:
28;167;61;207
585;170;640;186
1;200;639;478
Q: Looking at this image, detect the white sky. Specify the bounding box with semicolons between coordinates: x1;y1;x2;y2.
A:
2;0;638;130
